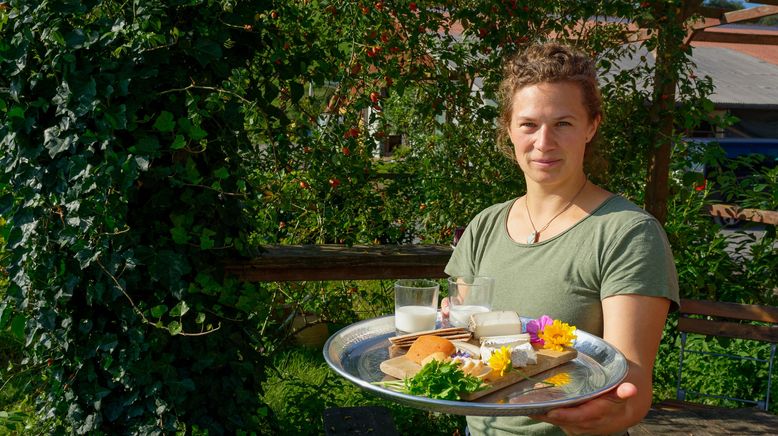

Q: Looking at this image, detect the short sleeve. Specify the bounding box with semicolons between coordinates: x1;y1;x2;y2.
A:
600;218;680;310
444;220;478;278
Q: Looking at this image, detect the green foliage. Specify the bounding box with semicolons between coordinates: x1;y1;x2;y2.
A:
667;166;777;305
0;1;277;433
654;317;778;412
658;162;777;411
402;360;485;401
263;346;466;435
678;334;777;408
0;329;39;434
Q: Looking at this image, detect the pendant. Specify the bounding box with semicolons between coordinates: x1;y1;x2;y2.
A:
527;231;537;244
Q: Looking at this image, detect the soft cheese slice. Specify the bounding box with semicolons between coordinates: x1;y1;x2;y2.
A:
469;310;522;339
480;341;538;367
510;342;537;368
480;333;530;348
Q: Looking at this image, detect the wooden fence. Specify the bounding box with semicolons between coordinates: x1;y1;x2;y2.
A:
225;204;776;283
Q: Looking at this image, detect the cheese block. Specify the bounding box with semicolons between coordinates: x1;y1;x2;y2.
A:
469;311;522;339
510;342;537;367
480;333;530;347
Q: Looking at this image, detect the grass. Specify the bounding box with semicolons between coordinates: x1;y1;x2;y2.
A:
262;345;466;435
0;331;38;435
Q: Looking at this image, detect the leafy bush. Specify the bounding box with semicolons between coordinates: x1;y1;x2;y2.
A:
0;1;277;433
263;346;466;435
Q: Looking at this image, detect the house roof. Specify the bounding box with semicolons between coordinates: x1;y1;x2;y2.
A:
606;30;778;110
691;23;778;66
689;45;778;109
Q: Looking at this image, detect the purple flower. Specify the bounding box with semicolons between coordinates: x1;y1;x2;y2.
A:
526;315;554;345
452;350;471;359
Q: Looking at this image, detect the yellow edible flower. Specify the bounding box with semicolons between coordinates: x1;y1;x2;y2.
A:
488;346;512;377
544;372;571;387
538;320;577;352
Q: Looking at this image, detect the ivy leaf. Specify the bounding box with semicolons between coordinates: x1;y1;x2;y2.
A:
167;321;182;336
0;193;13;216
200;228;216;250
44;125;73;158
170;301;189;318
151;305;168;318
170;226;189;244
171;134;186;150
0;302;10;329
75;249;100;269
7;105;24;119
153;111;175;132
188;124;207;141
135;156;150;172
214;167;229;180
10;315;25;341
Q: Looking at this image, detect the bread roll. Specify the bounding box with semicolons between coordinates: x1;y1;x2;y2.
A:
406;335;456;364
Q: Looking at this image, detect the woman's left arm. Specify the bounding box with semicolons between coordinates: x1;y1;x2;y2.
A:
531;294;670;435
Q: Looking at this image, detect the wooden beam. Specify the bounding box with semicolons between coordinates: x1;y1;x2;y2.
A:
680;298;778;323
692;29;778;45
705;204;778;225
722;5;778;24
753;0;778;6
223;244;453;282
678;317;778;342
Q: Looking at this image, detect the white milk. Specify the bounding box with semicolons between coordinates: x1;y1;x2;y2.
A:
395;305;437;333
449;304;490;328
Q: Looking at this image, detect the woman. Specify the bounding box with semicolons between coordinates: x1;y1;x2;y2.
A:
444;43;679;435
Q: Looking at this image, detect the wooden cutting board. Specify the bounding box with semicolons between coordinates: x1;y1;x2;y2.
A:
379;346;577;401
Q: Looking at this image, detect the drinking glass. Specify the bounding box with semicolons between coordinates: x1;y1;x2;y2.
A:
394;279;440;334
447;276;495;328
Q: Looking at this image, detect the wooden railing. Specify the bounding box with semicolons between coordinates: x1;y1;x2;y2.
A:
705;204;778;226
225;204;775;282
224;244;452;282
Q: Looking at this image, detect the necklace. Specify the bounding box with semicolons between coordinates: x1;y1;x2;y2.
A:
524;177;588;244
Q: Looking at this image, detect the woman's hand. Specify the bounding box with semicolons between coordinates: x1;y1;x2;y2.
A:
532;294;670;435
530;382;638;435
440;297;450;318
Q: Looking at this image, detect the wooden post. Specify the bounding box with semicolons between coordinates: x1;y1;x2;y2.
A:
644;34;676;224
644;1;702;223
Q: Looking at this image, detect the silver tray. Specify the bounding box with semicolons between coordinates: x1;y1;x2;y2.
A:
323;315;628;416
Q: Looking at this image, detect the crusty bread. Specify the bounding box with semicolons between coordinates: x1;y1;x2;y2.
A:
406;335;456;364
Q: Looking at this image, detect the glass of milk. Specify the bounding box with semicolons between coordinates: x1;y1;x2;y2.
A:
447;276;495;328
394;279;440;334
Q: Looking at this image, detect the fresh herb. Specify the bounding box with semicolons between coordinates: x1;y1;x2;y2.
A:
375;360;486;401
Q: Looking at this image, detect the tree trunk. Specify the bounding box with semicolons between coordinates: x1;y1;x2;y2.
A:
644;36;677;224
644;1;701;223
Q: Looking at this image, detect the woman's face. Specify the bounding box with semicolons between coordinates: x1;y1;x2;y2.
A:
508;81;600;188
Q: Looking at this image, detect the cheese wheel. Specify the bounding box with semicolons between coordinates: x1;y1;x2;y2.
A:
406;335;456;364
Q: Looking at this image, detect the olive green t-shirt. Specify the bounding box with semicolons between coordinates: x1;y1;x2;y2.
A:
445;195;679;436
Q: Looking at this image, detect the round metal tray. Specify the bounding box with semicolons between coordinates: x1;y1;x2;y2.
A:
323;315;628;416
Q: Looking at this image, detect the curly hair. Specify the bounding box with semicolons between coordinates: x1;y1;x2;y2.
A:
496;43;603;161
